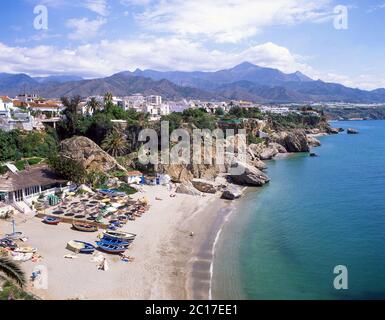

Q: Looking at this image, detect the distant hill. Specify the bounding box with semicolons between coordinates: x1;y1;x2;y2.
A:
33;75;84;84
0;72;217;100
1;63;385;103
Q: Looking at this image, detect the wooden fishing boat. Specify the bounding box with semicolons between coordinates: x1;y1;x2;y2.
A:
100;237;130;247
66;240;95;254
0;238;17;250
72;222;98;232
102;230;137;241
43;216;61;225
96;242;127;254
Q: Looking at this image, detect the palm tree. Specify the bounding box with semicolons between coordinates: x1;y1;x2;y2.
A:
0;255;26;288
86;97;101;114
101;128;128;157
104;92;113;104
60;96;82;135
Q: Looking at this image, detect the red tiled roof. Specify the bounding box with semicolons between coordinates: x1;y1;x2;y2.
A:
0;96;12;103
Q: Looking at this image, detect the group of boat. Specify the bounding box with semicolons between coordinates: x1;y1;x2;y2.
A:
42;205;138;255
65;230;136;255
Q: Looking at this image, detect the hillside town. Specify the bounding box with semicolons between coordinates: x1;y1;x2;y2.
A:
0;92;302;133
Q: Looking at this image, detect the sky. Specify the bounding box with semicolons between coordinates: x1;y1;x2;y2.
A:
0;0;385;90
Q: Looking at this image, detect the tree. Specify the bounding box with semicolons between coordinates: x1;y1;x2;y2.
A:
104;92;113;104
60;96;82;137
215;107;225;116
48;154;87;184
101;128;128;157
0;255;26;288
86;97;101;114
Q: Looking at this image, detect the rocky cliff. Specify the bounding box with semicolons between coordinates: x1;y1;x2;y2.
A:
60;136;127;173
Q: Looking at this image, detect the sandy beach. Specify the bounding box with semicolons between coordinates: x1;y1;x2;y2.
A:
0;185;233;300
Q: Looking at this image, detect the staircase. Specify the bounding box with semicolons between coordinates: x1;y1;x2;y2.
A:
11;200;36;218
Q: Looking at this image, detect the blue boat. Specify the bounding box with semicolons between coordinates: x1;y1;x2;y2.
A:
96;242;127;254
0;238;17;250
100;237;130;247
43;216;61;225
99;189;126;197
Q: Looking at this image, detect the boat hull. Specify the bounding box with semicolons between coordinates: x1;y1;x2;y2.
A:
72;223;98;232
96;242;127;254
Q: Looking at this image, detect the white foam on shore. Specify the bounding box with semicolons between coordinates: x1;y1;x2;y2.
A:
208;187;246;300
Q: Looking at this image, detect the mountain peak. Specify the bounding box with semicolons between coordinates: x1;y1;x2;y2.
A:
292;71;313;82
231;61;258;70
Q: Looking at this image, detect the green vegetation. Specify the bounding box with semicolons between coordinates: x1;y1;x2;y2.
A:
14;157;44;171
0;129;58;163
101;128;128;157
0;281;36;300
226;106;263;119
48;154;87;184
247;133;264;145
268;112;322;130
181;108;217;130
0;255;26;288
116;183;138;195
56;97;148;145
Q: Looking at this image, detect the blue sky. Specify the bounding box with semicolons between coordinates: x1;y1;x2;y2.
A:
0;0;385;90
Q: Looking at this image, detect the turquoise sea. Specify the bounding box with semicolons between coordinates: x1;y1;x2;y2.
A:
212;120;385;300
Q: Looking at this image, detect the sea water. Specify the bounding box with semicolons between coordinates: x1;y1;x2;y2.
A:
212;120;385;299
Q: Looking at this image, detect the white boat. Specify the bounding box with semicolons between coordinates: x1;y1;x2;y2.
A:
102;230;137;241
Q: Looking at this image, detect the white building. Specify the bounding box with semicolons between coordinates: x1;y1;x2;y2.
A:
146;95;162;106
0;97;36;131
15;94;38;103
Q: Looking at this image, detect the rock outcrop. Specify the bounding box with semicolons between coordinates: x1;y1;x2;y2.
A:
176;182;202;196
221;185;242;200
271;130;310;153
191;179;217;194
327;127;340;134
228;162;270;186
60;136;126;173
268;142;287;154
347;128;359;134
259;147;279;160
307;135;321;147
157;164;219;183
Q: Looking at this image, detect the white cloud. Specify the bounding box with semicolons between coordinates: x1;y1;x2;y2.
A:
66;17;107;40
136;0;333;43
120;0;152;6
84;0;110;16
0;39;383;90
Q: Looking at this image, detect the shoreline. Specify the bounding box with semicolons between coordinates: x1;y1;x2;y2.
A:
0;185;225;300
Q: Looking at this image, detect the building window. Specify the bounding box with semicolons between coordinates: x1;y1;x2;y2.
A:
14;190;23;202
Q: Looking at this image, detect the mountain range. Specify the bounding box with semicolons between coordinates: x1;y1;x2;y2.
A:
1;62;385;103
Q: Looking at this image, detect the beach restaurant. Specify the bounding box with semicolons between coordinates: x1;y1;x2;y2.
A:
0;164;67;203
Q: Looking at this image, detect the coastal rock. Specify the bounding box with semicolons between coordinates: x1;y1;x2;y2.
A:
191;179;217;194
228;162;270;186
305;128;321;135
157;164;194;183
248;143;265;158
347;128;359;134
251;159;267;171
259;147;279;160
221;186;242;200
60;136;127;173
271;130;310;153
327;127;340;134
157;164;219;183
307;135;321;147
268;142;287;154
175;182;202;196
